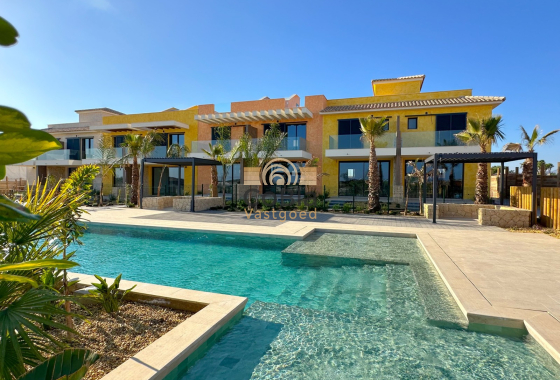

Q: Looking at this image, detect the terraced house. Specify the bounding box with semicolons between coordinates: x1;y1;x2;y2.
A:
11;75;505;202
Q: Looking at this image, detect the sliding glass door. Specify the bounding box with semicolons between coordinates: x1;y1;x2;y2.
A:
338;161;390;197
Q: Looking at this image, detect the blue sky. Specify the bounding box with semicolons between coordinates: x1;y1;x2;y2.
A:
1;0;559;167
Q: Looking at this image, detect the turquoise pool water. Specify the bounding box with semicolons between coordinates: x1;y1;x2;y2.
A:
73;224;560;379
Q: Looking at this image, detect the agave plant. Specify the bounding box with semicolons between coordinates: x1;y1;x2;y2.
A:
89;274;136;314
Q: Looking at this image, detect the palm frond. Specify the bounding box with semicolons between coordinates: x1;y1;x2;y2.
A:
502;142;523;152
537;129;560;146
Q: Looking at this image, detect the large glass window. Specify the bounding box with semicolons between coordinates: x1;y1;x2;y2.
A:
216;163;241;194
81;138;93;159
407;118;418;130
211;126;231;141
66;138;80;160
113;135;125;147
114;168;125;187
338;161;390;197
435;113;467;146
152;167;184;196
435;162;464;199
263;123;306;150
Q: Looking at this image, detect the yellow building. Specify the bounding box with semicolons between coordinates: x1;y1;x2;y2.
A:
320;75;505;200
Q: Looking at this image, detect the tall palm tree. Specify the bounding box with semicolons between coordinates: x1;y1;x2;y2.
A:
157;143;190;196
216;142;241;207
455;116;505;204
503;125;559;186
121;131;161;205
359;116;389;212
202;143;224;197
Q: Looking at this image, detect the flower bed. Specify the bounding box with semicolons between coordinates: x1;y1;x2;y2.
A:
51;302;192;380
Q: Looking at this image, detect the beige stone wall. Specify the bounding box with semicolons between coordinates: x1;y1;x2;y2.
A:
46;166;67;181
173;196;222;212
142;196;181;210
424;203;495;219
478;208;531;228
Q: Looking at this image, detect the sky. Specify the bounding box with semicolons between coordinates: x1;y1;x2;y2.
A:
1;0;559;168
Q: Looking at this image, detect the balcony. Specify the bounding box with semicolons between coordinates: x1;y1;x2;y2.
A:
400;130;479;155
190;140;238;156
190;138;311;160
326;134;396;159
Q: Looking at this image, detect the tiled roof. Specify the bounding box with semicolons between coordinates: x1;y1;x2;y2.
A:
320;96;506;114
371;74;425;83
74;107;124;115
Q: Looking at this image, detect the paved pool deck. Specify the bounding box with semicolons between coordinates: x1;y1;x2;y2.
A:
84;206;560;364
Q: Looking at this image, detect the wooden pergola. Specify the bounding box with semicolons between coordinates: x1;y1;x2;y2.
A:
139;157;222;212
424;152;538;224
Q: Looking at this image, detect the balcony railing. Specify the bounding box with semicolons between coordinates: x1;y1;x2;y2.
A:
279;137;306;151
191;140;238;155
328;134;396;149
401;130;473;148
36;149;81;160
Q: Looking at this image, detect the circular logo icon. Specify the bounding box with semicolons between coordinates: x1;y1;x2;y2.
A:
261;158;299;186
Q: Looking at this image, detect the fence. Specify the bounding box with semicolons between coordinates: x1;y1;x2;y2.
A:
510;186;533;210
0;178;26;195
540;188;560;230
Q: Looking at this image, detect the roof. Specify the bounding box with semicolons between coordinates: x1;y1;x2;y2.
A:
320;96;506;114
425;152;535;164
74;108;124;115
371;74;425;83
196;107;313;125
143;157;221;166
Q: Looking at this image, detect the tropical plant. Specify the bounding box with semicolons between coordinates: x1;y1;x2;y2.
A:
121;131;162;205
95;135;121;206
359;116;389;212
455;116;505;204
157;143;190;196
216;142;241;208
503;125;559;186
201;143;223;198
405;160;425;216
17;349;99;380
537;160;554;175
88;274;136;314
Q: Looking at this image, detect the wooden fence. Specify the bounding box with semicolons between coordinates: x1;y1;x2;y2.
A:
510;186;533;210
0;178;26;195
541;187;560;230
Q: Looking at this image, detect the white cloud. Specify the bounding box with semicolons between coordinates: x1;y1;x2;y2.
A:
84;0;114;11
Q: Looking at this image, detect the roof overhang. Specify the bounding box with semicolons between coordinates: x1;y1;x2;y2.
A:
425;152;535;164
90;120;189;132
195;107;313;125
320;100;504;115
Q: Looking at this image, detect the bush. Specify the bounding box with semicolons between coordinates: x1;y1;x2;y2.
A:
126;202;135;208
297;201;307;211
342;203;352;213
355;204;364;213
333;204;341;212
381;203;389;212
89;274;136;314
389;210;398;215
236;199;248;209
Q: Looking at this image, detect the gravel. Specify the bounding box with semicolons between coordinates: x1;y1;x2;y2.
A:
51;301;192;380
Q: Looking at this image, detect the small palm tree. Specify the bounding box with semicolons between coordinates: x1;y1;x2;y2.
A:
96;135;121;206
121;131;161;205
156;143;190;196
359;116;389;212
202;143;224;197
503;125;559;186
216;142;241;207
455;116;505;204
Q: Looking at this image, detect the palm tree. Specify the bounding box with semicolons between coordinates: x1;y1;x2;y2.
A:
216;142;241;207
503;125;559;186
156;143;190;196
96;135;121;206
359;116;389;212
455;116;505;204
121;131;161;205
202;143;224;197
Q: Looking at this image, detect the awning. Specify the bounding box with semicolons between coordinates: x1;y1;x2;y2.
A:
90;120;189;132
195;107;313;125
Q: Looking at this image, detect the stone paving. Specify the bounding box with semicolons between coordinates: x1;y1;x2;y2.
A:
84;206;560;364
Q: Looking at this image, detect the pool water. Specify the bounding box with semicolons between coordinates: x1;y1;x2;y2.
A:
73;224;560;379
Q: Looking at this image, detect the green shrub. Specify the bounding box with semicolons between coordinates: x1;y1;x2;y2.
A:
342;203;352;213
89;274;136;314
275;202;282;210
333;204;341;212
237;199;248;209
389;210;398;215
297;201;307;211
355;204;364;213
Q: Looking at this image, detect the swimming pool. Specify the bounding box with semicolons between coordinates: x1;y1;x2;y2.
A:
73;224;560;379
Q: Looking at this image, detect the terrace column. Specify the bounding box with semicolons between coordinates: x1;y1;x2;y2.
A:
500;162;505;205
139;159;145;209
191;158;196;212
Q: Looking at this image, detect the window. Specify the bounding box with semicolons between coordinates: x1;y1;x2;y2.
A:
66;138;80;160
263;123;306;150
216;163;241;194
81;138;93;159
152;167;184;196
407;118;418;130
169;133;184;147
114;168;125;187
337;119;361;135
338;161;390;197
435;113;467;131
113;135;125;147
211;126;231;141
383;119;390;131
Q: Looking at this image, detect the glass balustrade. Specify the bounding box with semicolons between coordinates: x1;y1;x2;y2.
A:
401;130;472;147
329;134;395;149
